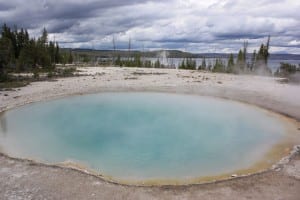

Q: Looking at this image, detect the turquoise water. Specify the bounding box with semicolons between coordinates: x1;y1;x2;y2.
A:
0;93;285;181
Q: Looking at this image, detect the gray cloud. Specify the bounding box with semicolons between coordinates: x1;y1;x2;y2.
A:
0;0;299;54
0;2;15;11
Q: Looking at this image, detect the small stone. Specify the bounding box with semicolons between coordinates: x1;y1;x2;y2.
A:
231;174;238;178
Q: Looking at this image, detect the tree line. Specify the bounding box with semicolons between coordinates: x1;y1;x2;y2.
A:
1;23;295;81
179;36;272;75
112;36;273;76
114;54;165;68
0;24;73;81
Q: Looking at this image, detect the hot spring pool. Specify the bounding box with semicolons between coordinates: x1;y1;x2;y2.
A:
0;92;290;183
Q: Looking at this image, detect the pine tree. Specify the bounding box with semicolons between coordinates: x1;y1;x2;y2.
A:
213;58;225;73
236;49;244;72
17;39;36;71
0;37;13;80
41;27;48;46
115;55;121;66
1;24;61;73
134;54;142;67
48;41;55;65
68;51;73;64
254;36;272;76
143;60;152;68
179;59;185;69
55;42;60;64
1;24;16;59
243;41;248;70
250;50;257;71
154;59;161;68
264;35;270;65
227;53;234;73
200;57;206;70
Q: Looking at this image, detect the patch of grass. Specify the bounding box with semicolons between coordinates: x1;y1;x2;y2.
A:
0;66;80;90
131;72;167;76
124;77;138;80
56;67;78;77
0;81;29;90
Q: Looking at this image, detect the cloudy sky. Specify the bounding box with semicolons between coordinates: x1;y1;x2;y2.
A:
1;0;299;53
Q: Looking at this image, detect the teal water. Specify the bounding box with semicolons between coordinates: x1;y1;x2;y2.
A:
0;93;285;181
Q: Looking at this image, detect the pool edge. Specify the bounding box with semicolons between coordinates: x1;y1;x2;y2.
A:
1;90;300;186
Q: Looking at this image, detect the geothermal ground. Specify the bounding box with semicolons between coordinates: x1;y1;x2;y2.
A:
1;67;300;199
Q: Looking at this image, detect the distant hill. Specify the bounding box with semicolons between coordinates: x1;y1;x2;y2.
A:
61;48;300;60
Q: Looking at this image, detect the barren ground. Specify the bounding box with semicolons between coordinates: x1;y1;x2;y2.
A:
1;67;300;200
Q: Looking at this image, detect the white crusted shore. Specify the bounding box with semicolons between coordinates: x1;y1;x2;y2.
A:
1;67;300;199
1;67;300;119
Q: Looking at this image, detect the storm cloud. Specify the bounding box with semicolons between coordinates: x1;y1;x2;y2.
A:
0;0;299;53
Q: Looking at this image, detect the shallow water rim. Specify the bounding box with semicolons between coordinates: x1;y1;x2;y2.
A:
0;91;299;186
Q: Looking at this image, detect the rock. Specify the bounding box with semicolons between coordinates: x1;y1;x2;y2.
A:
231;174;238;178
